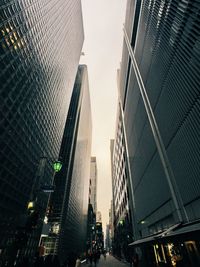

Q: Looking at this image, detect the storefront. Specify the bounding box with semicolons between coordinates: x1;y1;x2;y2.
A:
129;221;200;267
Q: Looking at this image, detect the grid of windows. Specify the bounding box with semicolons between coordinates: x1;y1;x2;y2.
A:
112;104;132;226
120;0;200;236
0;0;83;256
59;66;92;261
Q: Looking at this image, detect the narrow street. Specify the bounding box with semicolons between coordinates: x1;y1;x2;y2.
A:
85;254;129;267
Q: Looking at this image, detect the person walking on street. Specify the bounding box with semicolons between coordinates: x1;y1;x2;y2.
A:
89;251;93;266
93;251;98;267
103;250;106;260
132;253;139;267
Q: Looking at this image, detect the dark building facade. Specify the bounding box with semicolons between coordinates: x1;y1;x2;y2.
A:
89;157;98;214
96;222;104;252
86;203;96;254
118;0;200;266
47;65;92;262
86;157;98;253
0;0;84;263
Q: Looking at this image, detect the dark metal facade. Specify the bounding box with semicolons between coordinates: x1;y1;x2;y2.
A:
119;0;200;237
0;0;84;259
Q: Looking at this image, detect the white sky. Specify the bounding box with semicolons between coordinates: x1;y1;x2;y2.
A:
80;0;126;231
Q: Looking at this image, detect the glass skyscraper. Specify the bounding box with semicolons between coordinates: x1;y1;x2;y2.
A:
116;0;200;266
0;0;84;262
47;65;92;262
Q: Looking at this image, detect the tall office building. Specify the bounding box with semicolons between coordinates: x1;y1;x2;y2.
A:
118;0;200;266
47;65;92;262
111;106;134;260
96;211;102;223
0;0;84;262
105;224;111;252
89;157;98;214
86;157;97;253
96;222;104;252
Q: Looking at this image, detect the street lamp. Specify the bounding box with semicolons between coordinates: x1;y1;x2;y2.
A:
53;160;62;172
7;157;63;266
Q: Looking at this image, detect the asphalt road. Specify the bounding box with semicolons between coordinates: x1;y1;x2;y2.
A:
85;254;129;267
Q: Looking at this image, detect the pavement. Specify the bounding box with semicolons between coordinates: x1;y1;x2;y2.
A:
84;254;129;267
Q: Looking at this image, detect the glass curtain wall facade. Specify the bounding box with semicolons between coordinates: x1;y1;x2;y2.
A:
0;0;84;262
47;65;86;255
55;65;92;262
59;65;92;261
119;0;200;266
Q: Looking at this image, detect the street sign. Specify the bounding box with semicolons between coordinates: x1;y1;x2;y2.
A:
41;185;55;192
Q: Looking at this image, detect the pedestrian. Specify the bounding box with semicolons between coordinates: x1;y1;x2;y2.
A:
97;250;100;261
89;251;93;266
132;253;139;267
75;255;81;267
103;250;106;260
93;251;98;267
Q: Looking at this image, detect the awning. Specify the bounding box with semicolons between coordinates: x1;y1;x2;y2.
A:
129;224;180;246
129;221;200;246
158;223;180;238
161;221;200;239
128;232;162;246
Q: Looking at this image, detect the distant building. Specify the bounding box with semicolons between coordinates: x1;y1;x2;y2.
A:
46;65;92;262
0;0;84;262
86;203;96;253
96;211;102;223
96;222;104;251
105;224;111;252
87;156;97;253
89;157;98;214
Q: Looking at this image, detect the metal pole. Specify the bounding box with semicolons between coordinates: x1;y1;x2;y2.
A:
123;27;188;223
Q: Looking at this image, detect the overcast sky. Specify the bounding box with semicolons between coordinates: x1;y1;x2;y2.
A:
80;0;126;231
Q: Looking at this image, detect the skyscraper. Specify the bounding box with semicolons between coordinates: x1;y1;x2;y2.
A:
89;157;98;214
0;0;84;261
105;224;111;252
87;157;97;253
111;105;134;260
47;65;92;262
117;0;200;266
96;211;102;223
